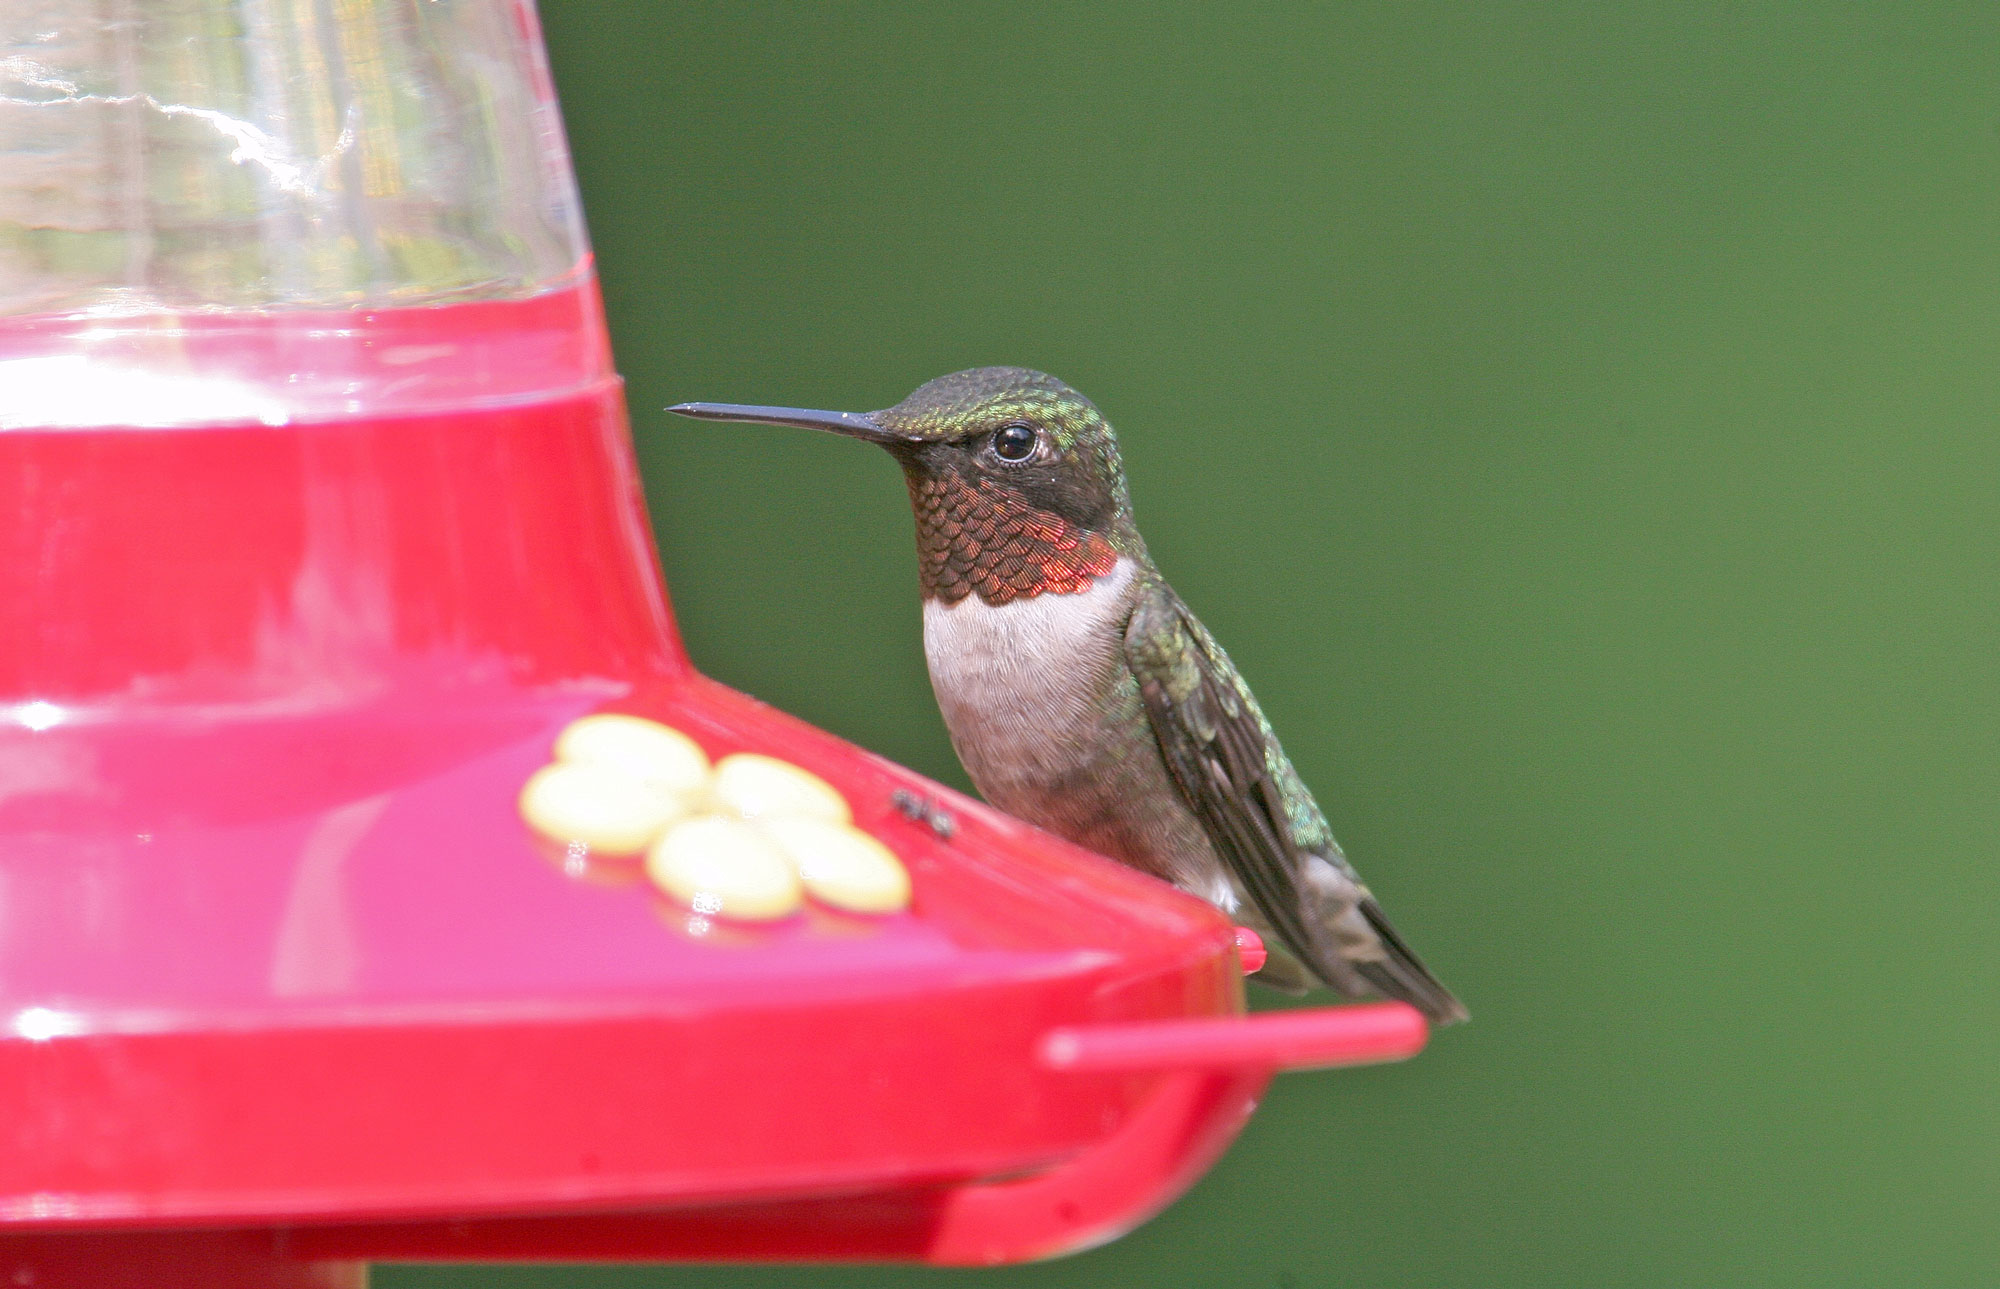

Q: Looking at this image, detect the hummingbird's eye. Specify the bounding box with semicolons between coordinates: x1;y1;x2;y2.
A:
991;423;1038;462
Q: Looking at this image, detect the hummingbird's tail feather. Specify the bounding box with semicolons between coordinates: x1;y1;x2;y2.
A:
1349;897;1468;1025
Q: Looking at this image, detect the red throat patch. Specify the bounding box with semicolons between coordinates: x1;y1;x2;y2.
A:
909;472;1120;605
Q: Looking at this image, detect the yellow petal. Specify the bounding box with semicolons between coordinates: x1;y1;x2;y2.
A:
555;714;711;797
762;817;912;915
646;816;804;921
711;753;850;824
519;762;690;857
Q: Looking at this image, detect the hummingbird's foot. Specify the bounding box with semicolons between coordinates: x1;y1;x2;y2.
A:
891;788;958;841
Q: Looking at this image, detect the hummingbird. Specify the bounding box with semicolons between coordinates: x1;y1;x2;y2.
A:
670;368;1465;1022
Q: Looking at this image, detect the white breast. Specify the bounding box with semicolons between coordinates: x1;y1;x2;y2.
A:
921;557;1138;798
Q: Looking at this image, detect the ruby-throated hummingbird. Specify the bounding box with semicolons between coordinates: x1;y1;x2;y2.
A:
670;368;1465;1022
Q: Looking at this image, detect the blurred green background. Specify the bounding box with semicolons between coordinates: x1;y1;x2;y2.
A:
387;3;1995;1286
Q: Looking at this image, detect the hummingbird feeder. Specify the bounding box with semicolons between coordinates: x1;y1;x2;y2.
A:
0;3;1429;1285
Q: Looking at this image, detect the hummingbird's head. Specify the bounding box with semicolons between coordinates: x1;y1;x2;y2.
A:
671;367;1145;605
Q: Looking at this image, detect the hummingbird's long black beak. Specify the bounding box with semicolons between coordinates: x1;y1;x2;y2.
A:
666;402;914;445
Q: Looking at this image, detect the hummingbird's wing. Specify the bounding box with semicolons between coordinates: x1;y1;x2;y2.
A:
1125;583;1466;1023
1125;586;1323;959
